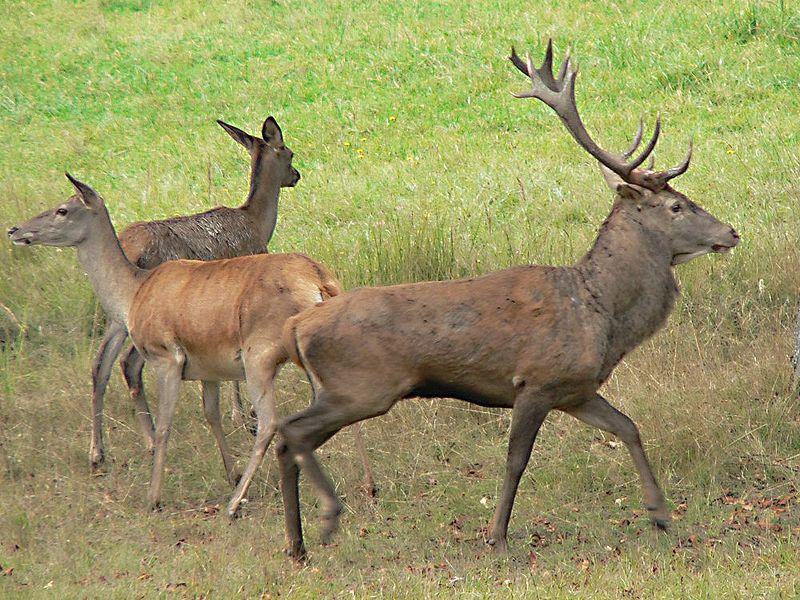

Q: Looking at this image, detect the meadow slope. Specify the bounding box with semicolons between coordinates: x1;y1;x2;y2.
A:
1;0;799;597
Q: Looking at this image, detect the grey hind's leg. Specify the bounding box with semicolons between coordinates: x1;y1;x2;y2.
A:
202;381;239;486
564;394;670;528
487;392;548;552
90;323;128;470
120;345;155;451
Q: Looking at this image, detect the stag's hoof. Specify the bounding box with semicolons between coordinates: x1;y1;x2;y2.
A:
285;543;307;563
486;537;509;553
89;449;105;472
148;501;163;513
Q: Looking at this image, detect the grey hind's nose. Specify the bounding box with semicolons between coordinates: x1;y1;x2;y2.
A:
7;226;18;237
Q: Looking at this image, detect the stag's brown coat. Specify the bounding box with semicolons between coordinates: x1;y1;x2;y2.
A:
274;41;739;560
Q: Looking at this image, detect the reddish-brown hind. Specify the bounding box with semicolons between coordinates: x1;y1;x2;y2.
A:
87;116;298;472
8;174;374;512
274;40;739;560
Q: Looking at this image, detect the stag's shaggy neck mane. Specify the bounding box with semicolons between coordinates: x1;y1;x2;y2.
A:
576;199;679;378
76;207;144;324
240;152;282;242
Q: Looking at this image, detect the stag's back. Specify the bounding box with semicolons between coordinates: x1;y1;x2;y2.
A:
119;206;267;269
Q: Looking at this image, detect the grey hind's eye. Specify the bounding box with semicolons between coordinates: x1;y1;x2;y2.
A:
671;204;681;213
56;208;68;216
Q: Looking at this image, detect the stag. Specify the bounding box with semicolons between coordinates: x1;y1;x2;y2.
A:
84;116;295;472
274;40;739;559
8;174;374;510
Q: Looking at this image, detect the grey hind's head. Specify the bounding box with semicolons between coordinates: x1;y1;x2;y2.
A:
8;173;107;248
217;116;300;188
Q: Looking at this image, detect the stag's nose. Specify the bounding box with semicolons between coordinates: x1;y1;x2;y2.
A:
7;226;18;237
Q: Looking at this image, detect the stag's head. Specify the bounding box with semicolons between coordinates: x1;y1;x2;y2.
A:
218;116;300;188
8;174;107;247
510;41;739;266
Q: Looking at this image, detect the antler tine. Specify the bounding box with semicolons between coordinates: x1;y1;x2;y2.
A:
509;46;529;76
657;138;693;182
555;48;571;89
627;116;660;170
621;118;644;159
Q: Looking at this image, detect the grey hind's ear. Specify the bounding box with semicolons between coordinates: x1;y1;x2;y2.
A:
217;119;255;152
262;116;284;147
65;172;103;209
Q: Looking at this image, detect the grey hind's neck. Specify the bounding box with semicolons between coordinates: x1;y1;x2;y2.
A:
241;174;281;246
76;209;145;324
576;200;679;369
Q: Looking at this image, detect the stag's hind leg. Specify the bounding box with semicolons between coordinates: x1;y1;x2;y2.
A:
120;345;155;451
89;322;128;470
278;389;397;560
201;381;239;486
226;347;282;518
564;393;670;529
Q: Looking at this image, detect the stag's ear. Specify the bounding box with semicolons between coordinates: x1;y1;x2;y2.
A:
217;120;255;152
65;172;103;209
599;164;626;191
262;116;284;147
615;182;648;203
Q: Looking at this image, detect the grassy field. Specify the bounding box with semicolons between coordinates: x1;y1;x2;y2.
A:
2;0;800;597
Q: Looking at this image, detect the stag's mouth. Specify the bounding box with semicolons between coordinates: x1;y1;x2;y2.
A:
711;244;733;254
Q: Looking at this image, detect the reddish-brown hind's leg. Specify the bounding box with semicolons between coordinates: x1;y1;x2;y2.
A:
201;381;239;486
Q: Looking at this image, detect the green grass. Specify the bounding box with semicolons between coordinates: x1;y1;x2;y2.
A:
1;0;799;597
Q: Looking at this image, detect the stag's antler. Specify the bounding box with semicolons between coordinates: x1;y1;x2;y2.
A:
510;39;692;190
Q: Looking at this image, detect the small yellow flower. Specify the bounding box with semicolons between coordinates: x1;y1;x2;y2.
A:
726;148;735;155
389;115;396;122
344;141;351;147
360;137;367;142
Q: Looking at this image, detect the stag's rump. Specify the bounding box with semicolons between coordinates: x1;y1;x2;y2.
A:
290;265;605;409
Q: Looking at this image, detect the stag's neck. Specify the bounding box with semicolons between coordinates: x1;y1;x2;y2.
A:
240;167;281;245
76;208;145;324
577;200;679;371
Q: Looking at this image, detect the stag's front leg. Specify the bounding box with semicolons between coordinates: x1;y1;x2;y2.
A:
147;352;184;511
89;322;128;471
564;393;670;529
487;392;548;552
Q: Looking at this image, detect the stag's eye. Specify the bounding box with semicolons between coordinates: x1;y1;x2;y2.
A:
55;208;68;216
671;204;681;213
